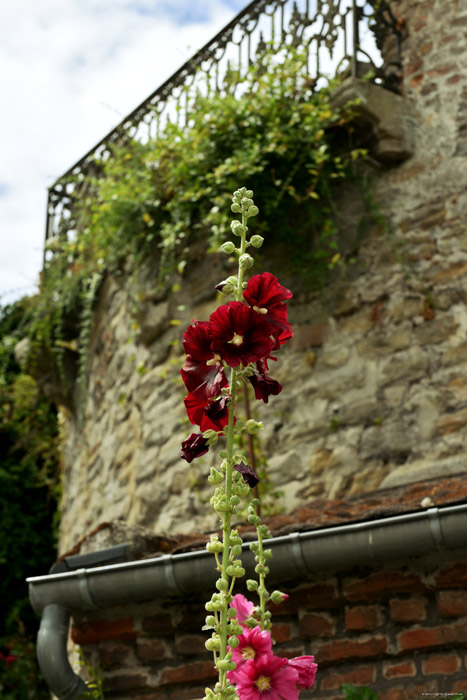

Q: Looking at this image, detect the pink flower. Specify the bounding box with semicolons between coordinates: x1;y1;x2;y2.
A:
233;654;300;700
231;594;255;625
229;626;273;677
209;302;274;368
288;656;318;689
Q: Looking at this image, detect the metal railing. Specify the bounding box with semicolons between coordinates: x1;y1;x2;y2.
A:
43;0;402;262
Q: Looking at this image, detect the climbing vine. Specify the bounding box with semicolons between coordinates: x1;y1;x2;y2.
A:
28;48;365;405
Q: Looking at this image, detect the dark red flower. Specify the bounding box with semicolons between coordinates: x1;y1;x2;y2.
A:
244;273;293;348
180;433;209;462
248;361;282;403
209;302;274;367
234;462;259;487
185;388;230;432
181;321;228;397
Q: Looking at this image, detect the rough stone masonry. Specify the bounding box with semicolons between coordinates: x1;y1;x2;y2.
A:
58;0;467;556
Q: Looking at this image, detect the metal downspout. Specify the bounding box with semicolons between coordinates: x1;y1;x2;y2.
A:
37;604;88;700
28;504;467;699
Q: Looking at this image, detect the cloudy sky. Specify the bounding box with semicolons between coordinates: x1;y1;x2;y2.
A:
0;0;246;306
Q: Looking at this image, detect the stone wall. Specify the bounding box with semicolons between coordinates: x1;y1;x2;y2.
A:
58;0;467;555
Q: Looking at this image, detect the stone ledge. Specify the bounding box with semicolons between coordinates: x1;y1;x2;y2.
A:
331;77;415;163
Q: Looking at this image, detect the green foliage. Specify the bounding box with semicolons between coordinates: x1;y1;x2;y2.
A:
0;629;50;699
0;299;60;697
340;684;379;700
31;48;364;403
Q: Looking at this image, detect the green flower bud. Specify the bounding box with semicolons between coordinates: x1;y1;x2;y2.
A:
231;203;242;213
216;578;229;592
249;234;263;247
245;419;263;434
231;220;244;236
228;635;240;648
220;241;236;254
239;253;254;269
208;467;224;485
205;615;217;628
246;579;259;591
205;638;219;651
247;205;259;218
270;590;289;605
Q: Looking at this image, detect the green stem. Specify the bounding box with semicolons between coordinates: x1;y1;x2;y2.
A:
256;524;267;629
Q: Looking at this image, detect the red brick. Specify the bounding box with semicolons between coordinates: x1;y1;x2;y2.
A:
380;681;438;700
103;672;148;692
72;617;136;645
343;572;425;602
299;612;336;638
436;562;467;588
345;605;383;631
174;633;207;656
136;639;170;662
383;660;416;679
390;598;427;623
315;635;387;664
278;581;340;612
320;665;376;690
160;660;217;686
98;642;133;669
438;590;467;617
452;679;467;693
271;623;293;644
142;613;174;635
422;652;460;675
398;623;467;652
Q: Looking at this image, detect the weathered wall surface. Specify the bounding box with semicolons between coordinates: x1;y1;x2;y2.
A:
72;550;467;699
59;0;467;555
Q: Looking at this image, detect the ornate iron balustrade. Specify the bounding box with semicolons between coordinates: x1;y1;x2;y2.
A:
43;0;402;262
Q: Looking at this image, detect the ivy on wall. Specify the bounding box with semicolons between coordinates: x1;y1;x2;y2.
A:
29;49;365;398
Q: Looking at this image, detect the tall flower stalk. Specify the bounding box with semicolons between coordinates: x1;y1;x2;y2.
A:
180;188;317;700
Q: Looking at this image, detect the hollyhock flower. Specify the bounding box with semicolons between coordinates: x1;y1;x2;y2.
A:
209;302;274;367
227;626;273;683
181;321;228;397
244;272;292;310
248;362;282;403
180;433;209;462
233;654;300;700
234;462;259;487
184;388;230;432
288;656;318;690
231;594;255;625
243;273;293;348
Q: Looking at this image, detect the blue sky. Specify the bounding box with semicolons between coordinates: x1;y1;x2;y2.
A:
0;0;247;305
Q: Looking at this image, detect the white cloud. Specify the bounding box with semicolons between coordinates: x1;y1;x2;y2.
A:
0;0;245;305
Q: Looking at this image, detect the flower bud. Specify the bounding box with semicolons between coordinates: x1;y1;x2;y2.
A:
231;203;242;213
208;467;224;485
246;189;254;198
228;635;240;648
231;220;244;236
245;419;263;434
239;254;254;269
247;205;259;218
246;579;259;591
270;590;290;605
249;234;263;247
220;241;236;254
205;615;217;628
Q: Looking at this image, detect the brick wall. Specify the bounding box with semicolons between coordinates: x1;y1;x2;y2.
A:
73;553;467;699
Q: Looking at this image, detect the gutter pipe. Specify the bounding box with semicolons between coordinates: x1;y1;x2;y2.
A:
28;504;467;699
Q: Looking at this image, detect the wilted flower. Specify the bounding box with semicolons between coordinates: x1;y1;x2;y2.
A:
234;462;260;487
180;433;209;462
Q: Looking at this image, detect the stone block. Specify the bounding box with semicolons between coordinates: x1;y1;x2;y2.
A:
331;77;415;163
